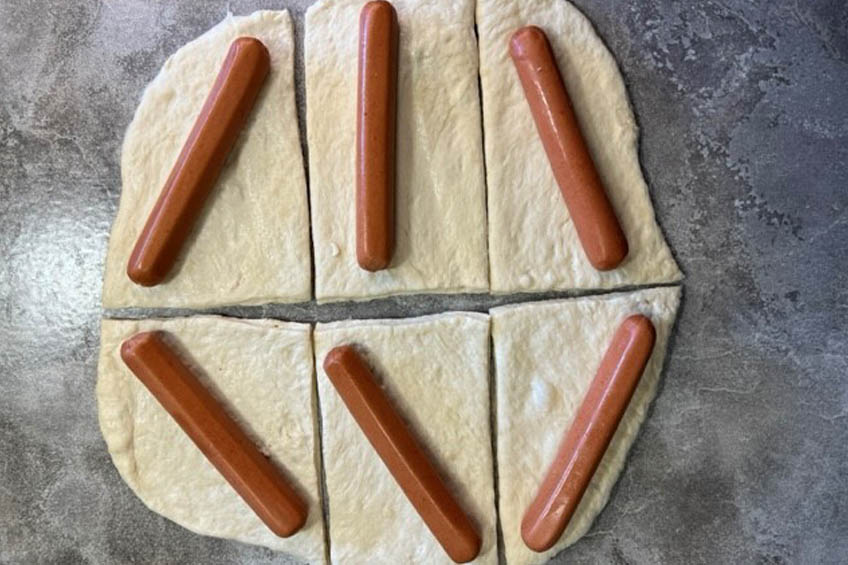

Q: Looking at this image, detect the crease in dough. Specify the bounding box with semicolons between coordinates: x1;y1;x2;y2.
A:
306;0;489;303
491;286;681;565
97;315;326;563
102;10;312;309
477;0;682;294
313;312;498;564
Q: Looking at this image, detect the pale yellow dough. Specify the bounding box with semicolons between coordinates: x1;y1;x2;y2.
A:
305;0;489;302
96;316;325;563
102;11;311;308
477;0;682;293
314;313;498;564
491;287;681;564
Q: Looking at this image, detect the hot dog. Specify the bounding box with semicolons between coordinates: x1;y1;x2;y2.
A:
509;26;628;271
120;331;308;537
355;1;399;271
127;37;270;286
521;314;656;552
323;345;481;563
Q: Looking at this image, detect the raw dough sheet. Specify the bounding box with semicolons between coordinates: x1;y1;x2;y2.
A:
97;315;325;563
477;0;681;293
102;11;312;308
305;0;489;302
491;286;681;564
313;313;498;564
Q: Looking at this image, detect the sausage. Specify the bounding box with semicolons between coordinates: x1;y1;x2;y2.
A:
127;37;271;286
509;26;628;271
323;345;481;563
520;315;656;552
120;331;308;537
355;1;399;271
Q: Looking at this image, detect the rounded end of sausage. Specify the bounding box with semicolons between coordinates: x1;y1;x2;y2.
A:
230;36;271;69
323;345;358;375
587;236;629;271
520;495;560;553
127;237;171;286
361;0;397;20
266;501;308;538
520;524;557;553
119;331;161;366
620;314;656;345
444;529;482;563
509;25;550;61
126;259;166;287
356;249;392;271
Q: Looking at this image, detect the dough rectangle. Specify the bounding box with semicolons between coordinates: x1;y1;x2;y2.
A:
314;313;498;564
306;0;489;302
97;315;326;563
491;286;681;564
102;11;312;308
477;0;682;293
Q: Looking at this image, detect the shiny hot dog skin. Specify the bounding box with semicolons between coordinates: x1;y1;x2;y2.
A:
127;37;270;286
323;345;481;563
121;331;308;537
510;26;628;271
356;1;399;271
520;315;656;552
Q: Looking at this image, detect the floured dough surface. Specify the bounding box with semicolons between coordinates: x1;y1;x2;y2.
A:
102;11;311;308
314;313;498;564
477;0;681;293
97;316;325;563
305;0;489;302
491;286;681;564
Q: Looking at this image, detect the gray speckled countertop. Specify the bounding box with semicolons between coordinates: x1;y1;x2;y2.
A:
2;1;846;563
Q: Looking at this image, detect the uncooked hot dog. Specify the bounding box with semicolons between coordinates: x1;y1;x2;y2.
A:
520;314;656;552
509;26;628;271
356;1;399;271
120;331;308;537
127;37;270;286
323;345;481;563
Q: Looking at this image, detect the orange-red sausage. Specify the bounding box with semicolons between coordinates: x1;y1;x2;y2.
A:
127;37;270;286
509;26;628;271
120;331;307;537
323;345;481;563
521;315;656;552
355;1;399;271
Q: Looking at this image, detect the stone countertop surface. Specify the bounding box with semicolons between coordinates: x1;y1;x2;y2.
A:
1;0;846;563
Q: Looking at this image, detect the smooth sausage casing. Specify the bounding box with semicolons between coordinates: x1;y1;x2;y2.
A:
120;331;308;538
323;345;481;563
520;315;656;552
356;1;399;271
509;26;628;271
127;37;270;286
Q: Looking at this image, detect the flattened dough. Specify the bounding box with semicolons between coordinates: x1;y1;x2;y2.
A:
97;316;325;563
491;286;681;564
306;0;489;302
102;11;311;308
478;0;682;293
314;313;497;564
